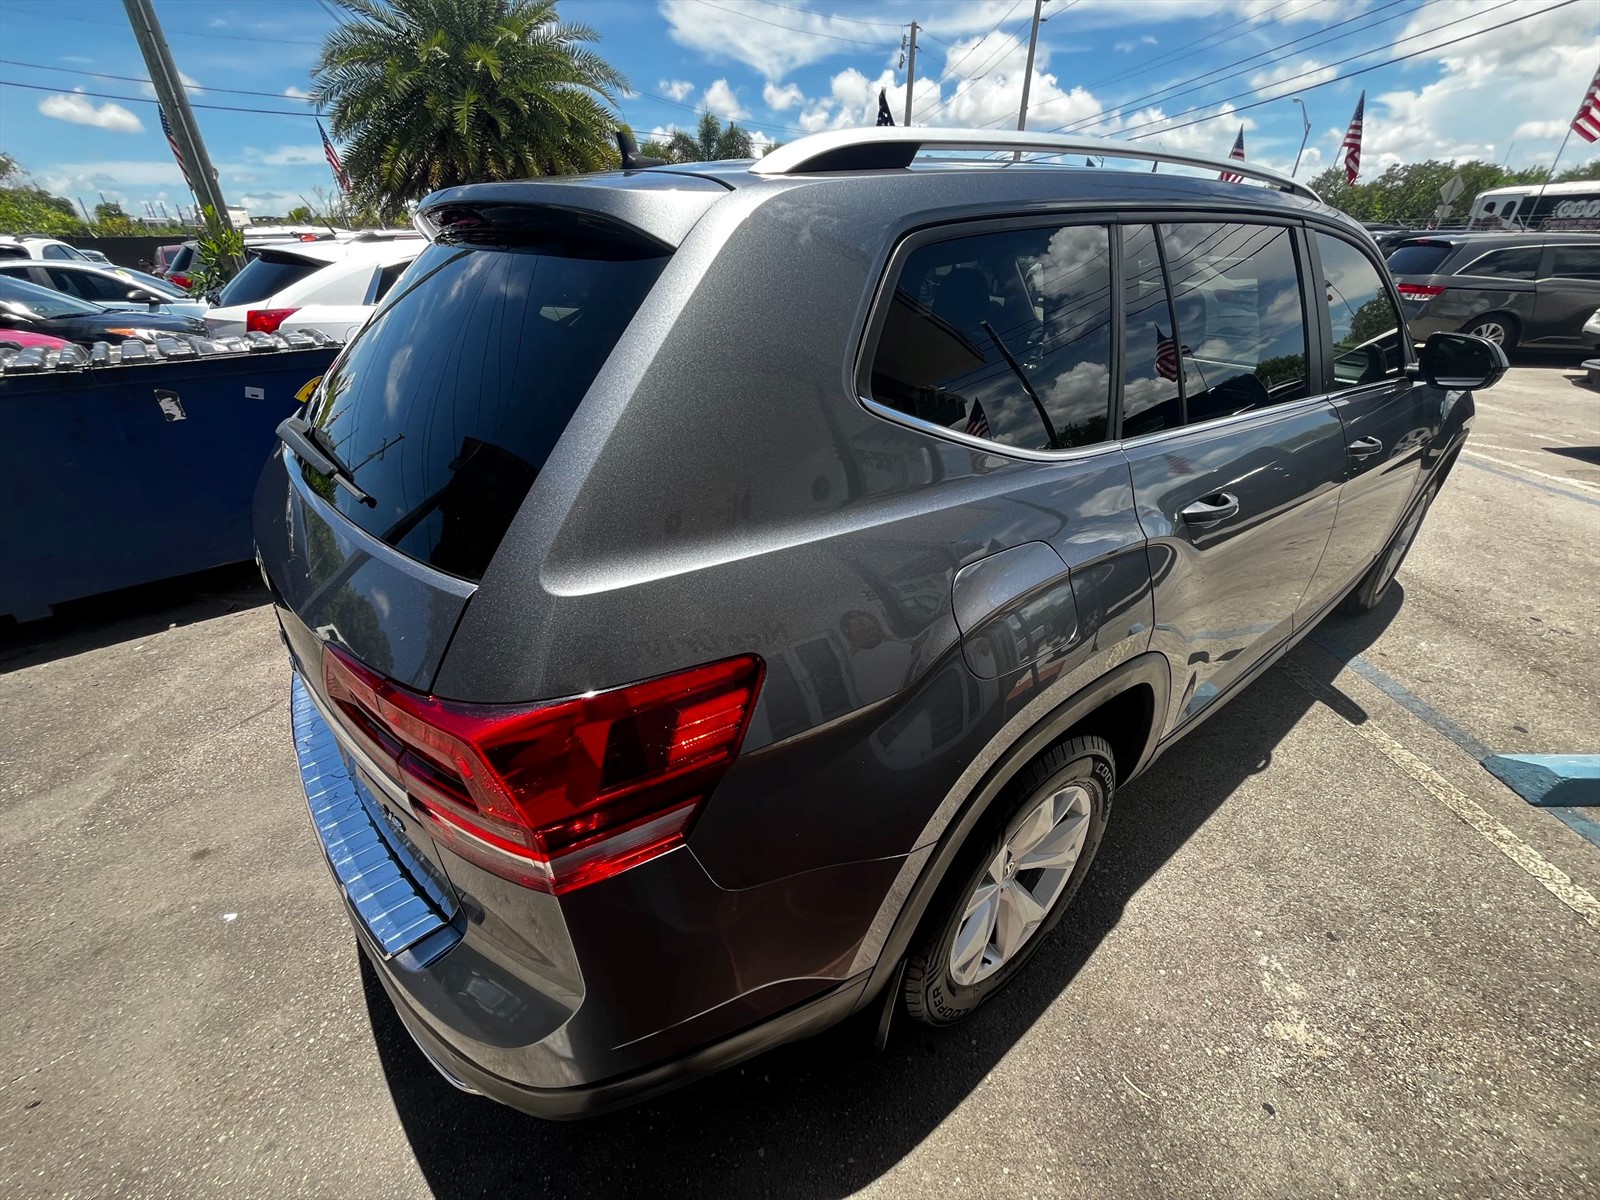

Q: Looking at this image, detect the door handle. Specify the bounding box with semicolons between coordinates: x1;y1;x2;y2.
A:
1348;436;1384;459
1179;492;1240;526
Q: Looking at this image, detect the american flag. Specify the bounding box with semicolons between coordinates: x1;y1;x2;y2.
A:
1571;66;1600;143
159;105;194;192
1218;125;1245;183
877;89;895;127
318;119;351;192
1155;325;1190;383
965;400;991;439
1341;91;1365;185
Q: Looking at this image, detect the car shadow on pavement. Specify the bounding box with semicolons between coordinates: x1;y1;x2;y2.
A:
0;562;267;674
364;592;1403;1200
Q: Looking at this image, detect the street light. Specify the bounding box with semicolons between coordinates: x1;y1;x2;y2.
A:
1291;98;1312;178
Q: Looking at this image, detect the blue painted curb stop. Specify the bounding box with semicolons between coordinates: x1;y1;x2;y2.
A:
1482;755;1600;808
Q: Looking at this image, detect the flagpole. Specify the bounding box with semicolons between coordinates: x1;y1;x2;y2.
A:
1528;127;1575;230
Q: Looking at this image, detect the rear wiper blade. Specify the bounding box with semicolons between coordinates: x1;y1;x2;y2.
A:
276;415;377;507
980;320;1061;450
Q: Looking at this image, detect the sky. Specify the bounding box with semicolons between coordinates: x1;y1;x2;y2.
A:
0;0;1596;219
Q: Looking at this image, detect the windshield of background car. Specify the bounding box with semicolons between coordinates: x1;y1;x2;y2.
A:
217;251;321;307
0;273;101;318
299;239;668;581
1385;242;1454;276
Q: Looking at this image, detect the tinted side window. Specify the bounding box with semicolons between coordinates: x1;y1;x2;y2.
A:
1386;242;1453;275
1119;224;1183;438
41;244;73;260
49;268;117;301
1315;233;1405;390
1161;222;1309;424
869;225;1113;451
372;260;410;303
1547;244;1600;280
1461;246;1540;279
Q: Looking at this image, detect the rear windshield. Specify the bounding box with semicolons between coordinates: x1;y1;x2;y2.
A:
1385;242;1453;276
218;251;321;307
300;240;667;581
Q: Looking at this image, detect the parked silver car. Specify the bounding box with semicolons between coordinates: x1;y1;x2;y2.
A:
1386;232;1600;351
0;261;208;320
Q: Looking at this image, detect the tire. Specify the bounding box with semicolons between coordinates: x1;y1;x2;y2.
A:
1340;481;1438;614
1460;312;1519;352
902;735;1114;1027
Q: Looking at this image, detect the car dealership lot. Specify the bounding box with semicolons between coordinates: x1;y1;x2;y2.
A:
1;363;1596;1200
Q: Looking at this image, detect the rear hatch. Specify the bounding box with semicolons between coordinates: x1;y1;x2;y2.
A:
1386;238;1461;314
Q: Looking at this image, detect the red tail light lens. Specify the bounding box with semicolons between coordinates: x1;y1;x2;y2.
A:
321;647;764;893
246;307;301;334
169;273;191;289
1396;283;1446;300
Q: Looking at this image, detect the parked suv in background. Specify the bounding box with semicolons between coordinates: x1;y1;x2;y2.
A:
1386;231;1600;351
0;235;91;263
254;128;1504;1119
205;235;421;339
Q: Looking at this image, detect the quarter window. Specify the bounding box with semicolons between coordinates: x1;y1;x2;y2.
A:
1315;233;1405;390
1119;225;1183;437
1461;246;1540;279
869;224;1114;452
1547;244;1600;280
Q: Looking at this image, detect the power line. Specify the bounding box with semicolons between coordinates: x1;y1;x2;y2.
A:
0;78;315;117
1;5;329;46
1117;0;1579;142
1074;0;1297;96
1049;0;1420;135
0;58;315;102
912;0;1029;123
743;0;907;28
684;0;897;47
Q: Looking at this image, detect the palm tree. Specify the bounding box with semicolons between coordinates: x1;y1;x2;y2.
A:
664;112;755;163
311;0;627;213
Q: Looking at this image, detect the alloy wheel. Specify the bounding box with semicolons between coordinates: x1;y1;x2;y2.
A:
1469;319;1508;346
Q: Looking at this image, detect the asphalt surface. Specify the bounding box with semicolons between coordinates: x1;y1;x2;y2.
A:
2;362;1597;1200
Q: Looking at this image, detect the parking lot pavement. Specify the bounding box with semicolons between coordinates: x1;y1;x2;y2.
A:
1;364;1596;1200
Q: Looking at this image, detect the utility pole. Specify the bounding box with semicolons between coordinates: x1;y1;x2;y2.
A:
1017;0;1044;134
123;0;241;270
903;22;918;126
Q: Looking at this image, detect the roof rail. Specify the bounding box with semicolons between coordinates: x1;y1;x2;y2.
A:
750;127;1321;203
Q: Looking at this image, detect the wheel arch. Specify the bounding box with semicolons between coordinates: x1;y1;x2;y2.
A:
851;652;1171;1012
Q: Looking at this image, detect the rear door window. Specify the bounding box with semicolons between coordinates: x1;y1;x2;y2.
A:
868;223;1114;452
218;251;322;307
47;268;122;302
301;241;668;581
1458;246;1540;279
1315;233;1406;390
1385;242;1454;276
1119;225;1183;437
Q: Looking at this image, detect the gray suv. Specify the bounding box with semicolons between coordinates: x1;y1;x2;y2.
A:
1386;230;1600;351
253;128;1505;1118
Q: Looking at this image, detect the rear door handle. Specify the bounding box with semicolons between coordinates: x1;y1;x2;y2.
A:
1179;492;1240;526
1348;436;1384;459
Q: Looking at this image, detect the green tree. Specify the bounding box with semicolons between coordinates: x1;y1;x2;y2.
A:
1307;158;1577;225
664;112;754;163
1555;157;1600;182
311;0;627;213
284;204;315;223
0;156;87;237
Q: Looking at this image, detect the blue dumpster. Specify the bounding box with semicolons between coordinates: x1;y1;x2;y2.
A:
1;341;339;619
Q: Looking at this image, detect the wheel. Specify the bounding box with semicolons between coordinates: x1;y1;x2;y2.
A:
1340;481;1438;614
902;735;1114;1026
1460;313;1518;352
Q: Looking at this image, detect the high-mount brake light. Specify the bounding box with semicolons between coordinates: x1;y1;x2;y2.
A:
321;647;763;893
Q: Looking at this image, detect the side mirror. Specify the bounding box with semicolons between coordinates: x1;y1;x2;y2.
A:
1413;331;1508;391
127;290;161;308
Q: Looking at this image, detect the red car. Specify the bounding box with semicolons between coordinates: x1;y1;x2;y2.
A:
0;327;75;351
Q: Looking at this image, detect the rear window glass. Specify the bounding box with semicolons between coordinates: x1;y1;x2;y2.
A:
218;252;320;306
301;241;667;581
1385;243;1452;275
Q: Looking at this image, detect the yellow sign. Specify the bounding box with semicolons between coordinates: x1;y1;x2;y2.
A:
295;376;323;405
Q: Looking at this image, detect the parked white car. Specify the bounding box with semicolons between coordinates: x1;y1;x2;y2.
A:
0;260;208;319
203;235;422;340
0;235;92;263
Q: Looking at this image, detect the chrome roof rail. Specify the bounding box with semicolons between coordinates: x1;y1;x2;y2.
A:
749;127;1321;203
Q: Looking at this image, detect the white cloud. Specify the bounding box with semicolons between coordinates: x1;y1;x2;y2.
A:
659;0;892;79
1247;59;1335;103
703;78;749;122
1114;34;1159;53
658;79;694;102
256;145;325;166
1513;119;1569;141
763;80;805;111
38;160;188;190
283;86;311;99
59;55;93;65
37;92;144;134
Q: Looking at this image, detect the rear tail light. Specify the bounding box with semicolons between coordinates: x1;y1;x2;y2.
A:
247;308;300;334
1396;283;1446;300
169;273;191;289
321;647;764;893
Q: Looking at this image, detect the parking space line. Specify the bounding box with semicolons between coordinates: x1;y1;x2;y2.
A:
1283;658;1600;931
1460;458;1600;508
1462;449;1600;494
